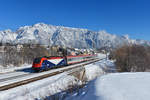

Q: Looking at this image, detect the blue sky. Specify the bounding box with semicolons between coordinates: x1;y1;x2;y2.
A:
0;0;149;40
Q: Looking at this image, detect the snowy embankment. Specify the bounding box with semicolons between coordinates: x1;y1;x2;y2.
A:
0;72;79;100
68;72;150;100
85;59;115;81
95;72;150;100
0;64;31;73
0;53;115;100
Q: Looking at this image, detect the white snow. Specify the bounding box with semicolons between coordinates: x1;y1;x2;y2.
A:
95;72;150;100
84;58;115;81
85;63;105;81
67;72;150;100
84;53;115;81
0;72;79;100
0;71;30;80
0;64;31;73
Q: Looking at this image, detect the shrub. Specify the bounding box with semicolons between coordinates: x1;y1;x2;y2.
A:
111;45;150;72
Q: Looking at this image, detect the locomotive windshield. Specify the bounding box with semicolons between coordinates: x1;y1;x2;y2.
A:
33;58;41;64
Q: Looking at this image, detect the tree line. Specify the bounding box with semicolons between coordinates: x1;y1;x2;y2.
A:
109;45;150;72
0;44;67;67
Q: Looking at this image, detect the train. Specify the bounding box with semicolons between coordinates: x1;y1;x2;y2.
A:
32;54;98;72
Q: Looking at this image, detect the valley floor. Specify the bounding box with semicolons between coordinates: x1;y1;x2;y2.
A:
66;72;150;100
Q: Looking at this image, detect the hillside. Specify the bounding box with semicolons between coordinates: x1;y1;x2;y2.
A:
0;23;149;48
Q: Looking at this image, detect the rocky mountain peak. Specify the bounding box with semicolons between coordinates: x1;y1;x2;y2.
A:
0;23;149;48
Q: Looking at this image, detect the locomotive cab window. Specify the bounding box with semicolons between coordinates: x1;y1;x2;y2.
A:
33;58;41;64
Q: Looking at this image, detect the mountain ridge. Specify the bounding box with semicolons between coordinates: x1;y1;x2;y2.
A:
0;23;149;48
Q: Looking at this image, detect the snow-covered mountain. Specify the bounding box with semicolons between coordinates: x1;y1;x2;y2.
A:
0;23;149;48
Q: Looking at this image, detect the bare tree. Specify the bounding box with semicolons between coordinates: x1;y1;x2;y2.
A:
112;45;150;72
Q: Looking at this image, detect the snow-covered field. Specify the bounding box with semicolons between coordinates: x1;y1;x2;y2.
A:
0;64;31;73
0;72;79;100
95;72;150;100
69;72;150;100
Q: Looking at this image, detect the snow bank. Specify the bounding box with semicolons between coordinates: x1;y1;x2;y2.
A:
70;72;150;100
97;53;106;59
85;59;115;81
95;72;150;100
65;79;98;100
85;64;105;81
0;72;79;100
0;64;31;73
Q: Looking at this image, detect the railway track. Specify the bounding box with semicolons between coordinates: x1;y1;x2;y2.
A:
0;58;104;91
